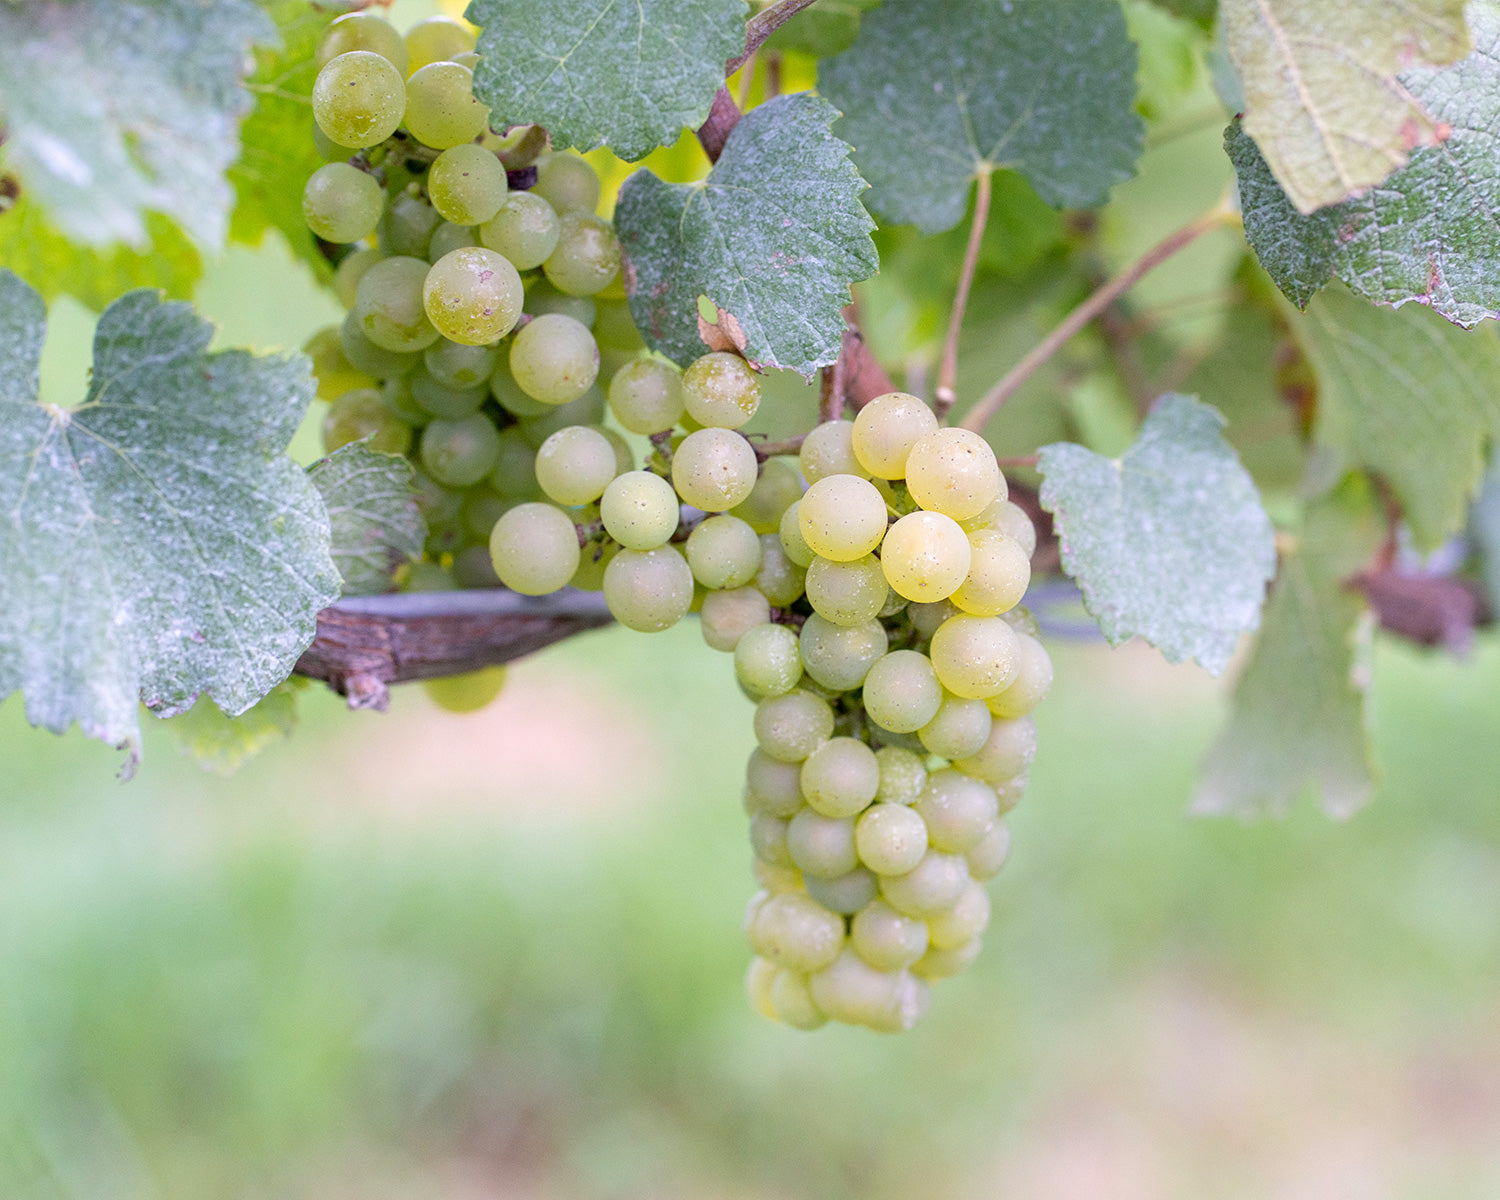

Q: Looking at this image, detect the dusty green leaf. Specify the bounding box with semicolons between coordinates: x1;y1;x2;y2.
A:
1223;0;1469;214
1230;3;1500;325
0;0;274;248
466;0;746;162
1292;286;1500;550
818;0;1143;234
1037;394;1277;675
1194;481;1384;818
615;92;877;375
164;678;304;775
310;444;425;597
0;271;341;768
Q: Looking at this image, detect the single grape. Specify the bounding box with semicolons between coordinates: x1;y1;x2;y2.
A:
778;502;816;568
752;533;807;607
929;613;1021;698
950;528;1030;616
380;191;443;259
927;881;992;950
424;338;499;390
854;802;929;876
488;501;580;595
965;821;1012;881
333;246;383;310
353;255;439;352
405;61;489;150
405;15;476;73
786;809;859;879
904;427;1004;520
686;515;762;589
531;152;602;215
850;900;929;972
879;850;969;919
953;715;1038;783
914;769;1000;853
798;614;886;693
804;867;879;916
599;469;680;549
682;351;761;429
731;457;802;535
419;412;500;487
748;893;844;974
808;948;925;1031
851;391;938;479
750;812;793;867
799;419;866;482
489;425;540;499
734;622;804;698
700;586;772;652
510;313;599;403
478;191;560;270
860;649;942;733
875;746;928;806
881;509;973;604
534;424;619;506
542;212;621;296
799;475;888;562
322;387;412;454
427;221;477;262
985;633;1053;719
672;428;759;513
423;247;524;346
312;51;405;149
317;11;409;74
800;736;880;819
917;691;993;760
767;967;828;1030
754;690;835;763
745;749;805;818
427;144;508;226
608;358;685;434
302;163;383;244
422;665;507;712
603;545;695;632
805;554;887;626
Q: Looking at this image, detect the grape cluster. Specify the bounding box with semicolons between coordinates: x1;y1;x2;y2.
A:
298;10;1051;1032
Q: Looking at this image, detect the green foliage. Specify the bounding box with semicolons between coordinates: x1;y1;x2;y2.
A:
818;0;1144;233
309;443;425;596
467;0;746;161
0;272;340;766
0;0;273;248
1038;395;1277;676
615;93;877;374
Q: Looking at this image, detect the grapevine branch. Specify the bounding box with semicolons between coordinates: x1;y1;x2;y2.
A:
727;0;820;75
960;203;1239;433
934;169;991;420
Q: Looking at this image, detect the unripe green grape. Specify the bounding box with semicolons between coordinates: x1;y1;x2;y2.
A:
490;425;540;499
323;387;412;454
986;633;1052;718
750;811;794;868
752;534;806;607
461;485;511;541
746;748;805;818
786;808;858;878
734;622;803;698
749;892;844;974
422;664;506;712
519;388;604;448
875;746;927;806
600;469;679;549
929;613;1021;699
965;820;1012;881
524;279;596;326
423;247;524;345
745;954;778;1020
354;255;440;352
996;499;1038;557
532;152;601;215
904;427;1004;520
908;598;959;639
420;412;500;487
318;12;409;75
542;211;621;296
608;358;685;434
424;338;499;390
672;428;759;512
805;554;887;626
380;191;443;258
880;850;969;918
800;419;866;482
799;474;889;562
312;51;405;149
851;900;928;972
778;501;815;568
453;543;503;588
486;501;580;595
881;510;971;603
333;246;383;310
851;391;939;479
427;221;477;262
491;360;553;418
951;529;1030;616
800;736;879;819
927;880;991;950
686;515;761;589
603;545;694;632
700;586;772;652
918;691;993;760
912;937;983;981
682;351;761;429
302;163;383;243
861;649;942;734
769;967;828;1030
995;775;1027;816
798;613;885;693
754;690;835;763
914;769;1000;853
510;313;599;403
731;456;801;534
427;143;508;225
953;714;1038;783
809;949;925;1031
854;802;929;876
409;364;488;418
804;867;879;916
405;14;475;73
478;191;560;270
405;62;489;150
534;424;618;506
304;326;373;401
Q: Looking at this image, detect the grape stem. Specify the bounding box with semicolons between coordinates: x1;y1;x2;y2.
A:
959;201;1240;433
933;169;991;421
727;0;821;75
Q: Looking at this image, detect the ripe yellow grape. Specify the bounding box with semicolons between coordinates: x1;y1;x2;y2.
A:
798;474;888;561
879;510;971;602
950;529;1031;616
903;427;1004;520
850;392;938;479
928;613;1021;699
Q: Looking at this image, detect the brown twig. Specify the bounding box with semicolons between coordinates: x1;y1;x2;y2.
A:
727;0;819;74
696;86;741;163
960;202;1239;433
753;435;807;459
934;170;991;420
996;454;1039;470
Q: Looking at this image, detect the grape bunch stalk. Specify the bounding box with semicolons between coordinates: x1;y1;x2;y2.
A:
298;10;1050;1031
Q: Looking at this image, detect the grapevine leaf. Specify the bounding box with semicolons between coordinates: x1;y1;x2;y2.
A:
164;678;304;775
1222;0;1469;214
817;0;1144;234
309;444;426;597
0;272;341;768
0;0;274;249
1194;481;1384;818
1229;1;1500;327
0;198;201;312
465;0;747;162
614;93;877;375
1037;394;1277;675
1292;286;1500;550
